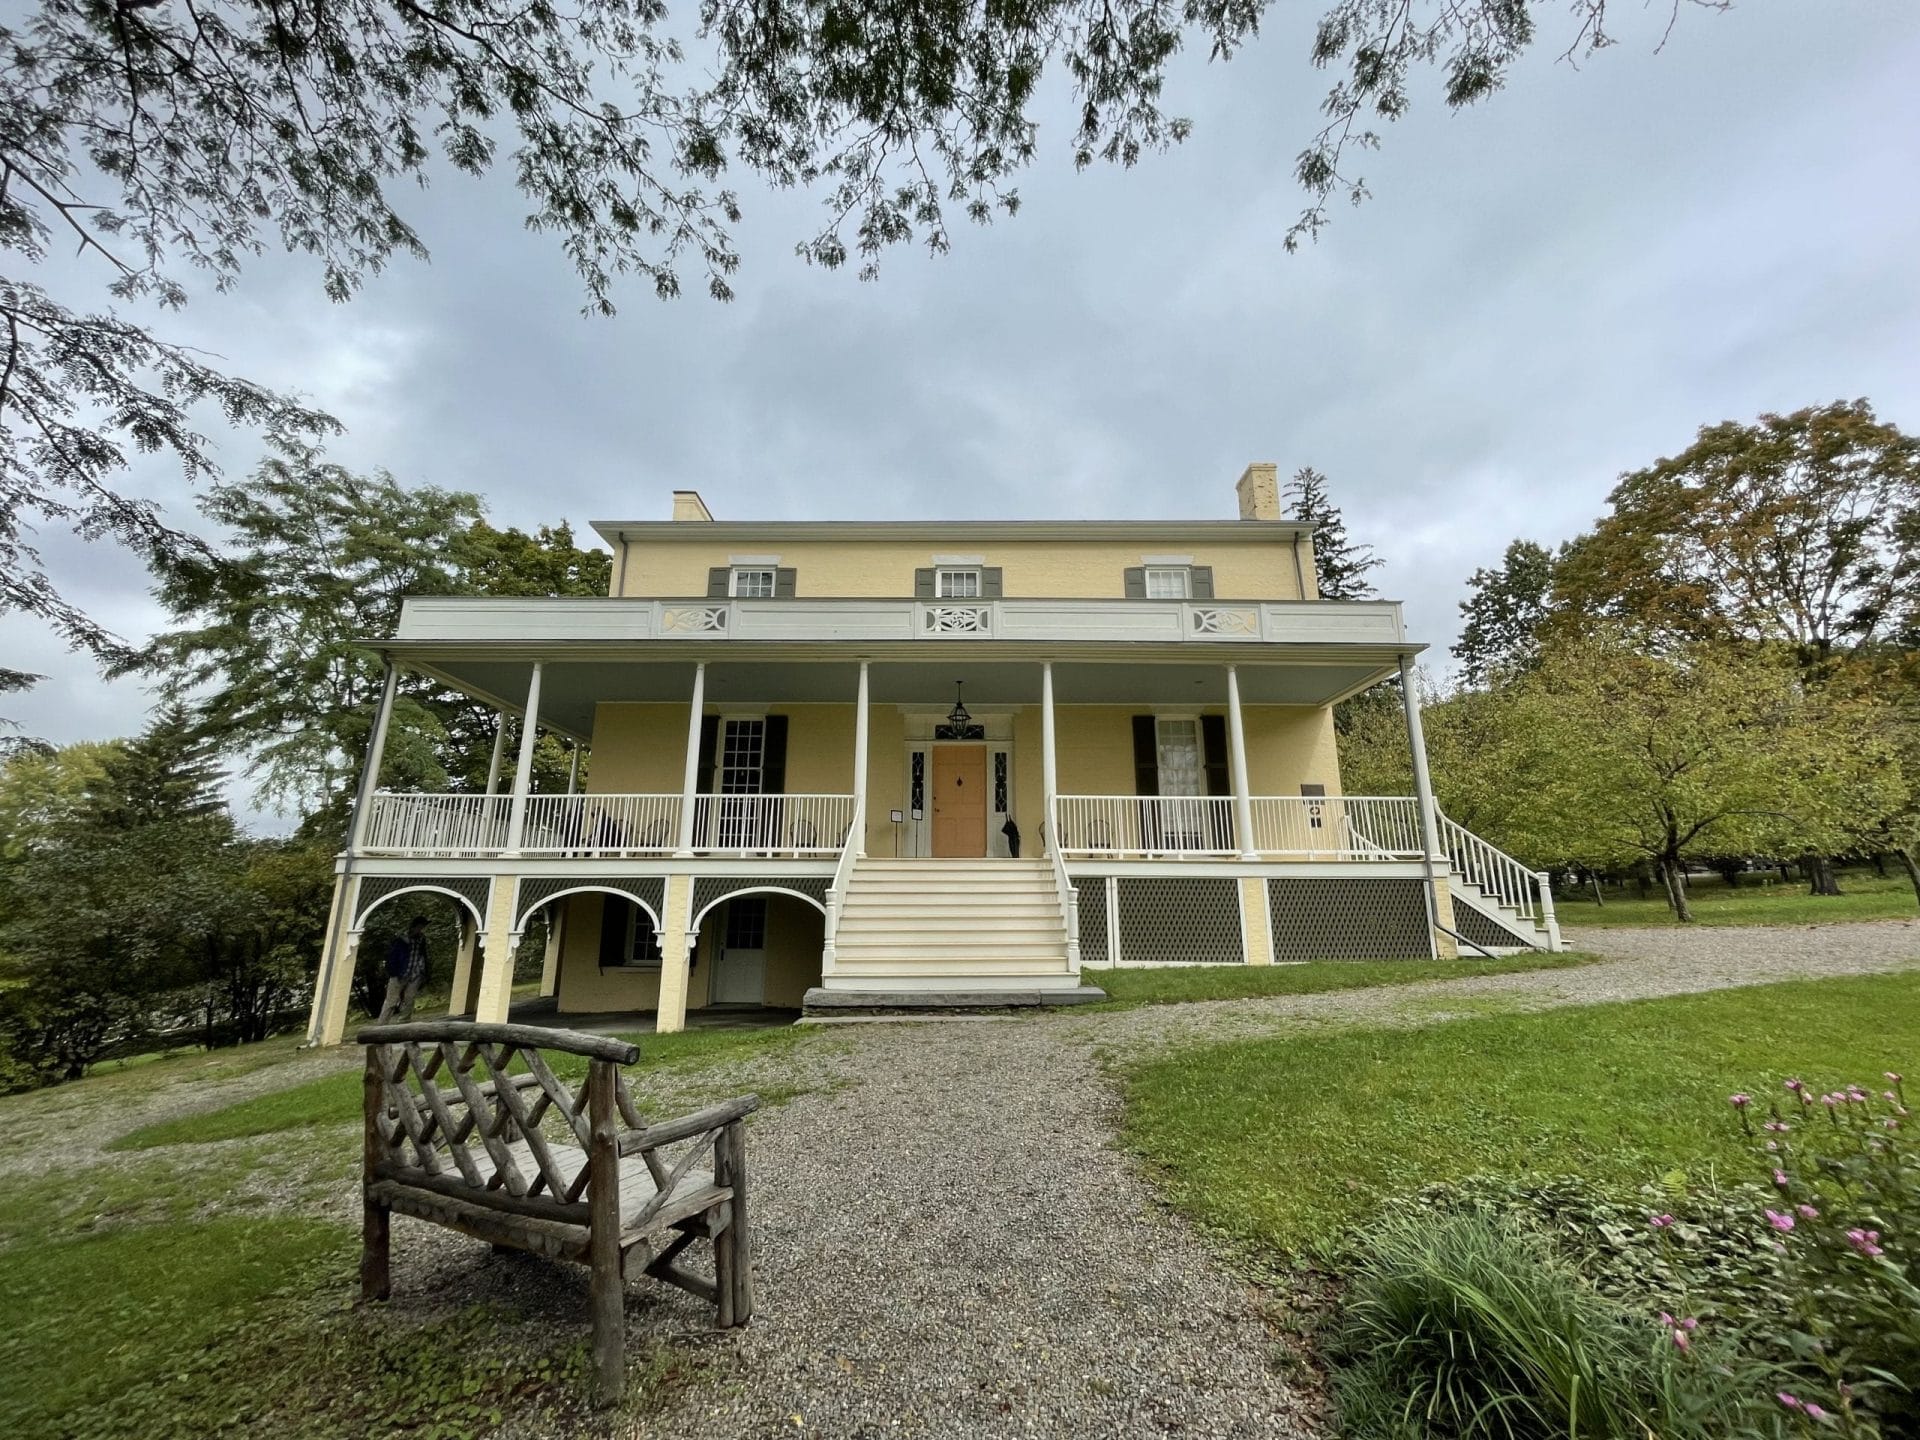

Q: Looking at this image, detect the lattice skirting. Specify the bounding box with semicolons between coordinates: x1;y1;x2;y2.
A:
1115;877;1243;965
1452;900;1541;951
1073;877;1109;965
691;875;831;923
354;875;494;929
516;875;667;930
1267;877;1430;961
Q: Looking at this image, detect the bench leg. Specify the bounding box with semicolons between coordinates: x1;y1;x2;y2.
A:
360;1196;390;1303
589;1239;624;1405
727;1123;753;1325
714;1204;737;1329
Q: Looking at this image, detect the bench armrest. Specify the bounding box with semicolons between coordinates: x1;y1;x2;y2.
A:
618;1094;761;1155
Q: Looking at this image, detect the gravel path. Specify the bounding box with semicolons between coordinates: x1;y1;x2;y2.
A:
619;920;1920;1439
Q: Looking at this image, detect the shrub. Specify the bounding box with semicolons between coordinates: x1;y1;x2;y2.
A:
1330;1209;1744;1439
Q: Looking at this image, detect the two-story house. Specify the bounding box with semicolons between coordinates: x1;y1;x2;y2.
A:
304;464;1560;1044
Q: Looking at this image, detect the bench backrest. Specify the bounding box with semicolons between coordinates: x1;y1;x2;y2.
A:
358;1021;645;1223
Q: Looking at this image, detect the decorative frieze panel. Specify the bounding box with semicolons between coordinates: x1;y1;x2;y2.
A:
515;875;666;929
1187;605;1259;637
920;604;992;635
353;874;494;929
660;605;728;634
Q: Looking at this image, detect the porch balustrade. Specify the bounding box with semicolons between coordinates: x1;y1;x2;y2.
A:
1248;795;1426;859
359;791;853;858
1052;794;1431;861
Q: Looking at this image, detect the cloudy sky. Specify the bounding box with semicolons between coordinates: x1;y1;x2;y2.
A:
7;0;1919;819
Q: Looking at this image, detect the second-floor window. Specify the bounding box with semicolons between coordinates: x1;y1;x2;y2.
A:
1144;566;1191;599
730;567;776;598
936;568;981;598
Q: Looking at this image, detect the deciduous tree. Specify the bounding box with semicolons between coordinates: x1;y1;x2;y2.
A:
1454;540;1558;687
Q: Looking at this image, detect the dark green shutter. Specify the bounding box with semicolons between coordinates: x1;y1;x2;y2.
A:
1123;567;1146;599
599;895;629;967
774;567;797;598
980;567;1003;598
761;715;788;794
914;567;935;598
706;567;730;598
1189;565;1215;599
1201;715;1231;797
696;715;719;792
1131;715;1159;796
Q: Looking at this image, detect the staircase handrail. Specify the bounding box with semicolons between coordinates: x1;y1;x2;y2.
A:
821;820;861;974
1046;795;1083;973
1435;811;1543;922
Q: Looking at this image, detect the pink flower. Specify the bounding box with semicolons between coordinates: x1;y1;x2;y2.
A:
1823;1093;1842;1108
1845;1228;1884;1258
1805;1403;1830;1420
1797;1204;1819;1220
1773;1169;1791;1187
1764;1119;1791;1133
1887;1118;1901;1130
1671;1328;1690;1352
1766;1209;1796;1232
1800;1090;1816;1105
1848;1087;1869;1103
1784;1078;1805;1093
1778;1392;1804;1411
1649;1214;1675;1230
1888;1091;1900;1103
1888;1072;1903;1084
1730;1093;1752;1109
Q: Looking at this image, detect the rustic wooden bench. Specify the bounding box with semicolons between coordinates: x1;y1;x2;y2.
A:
356;1020;759;1402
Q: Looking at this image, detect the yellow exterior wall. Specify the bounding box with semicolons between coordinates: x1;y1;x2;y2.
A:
555;890;825;1014
585;702;1342;808
618;537;1309;602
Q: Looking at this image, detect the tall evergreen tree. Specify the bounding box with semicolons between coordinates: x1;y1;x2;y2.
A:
1287;467;1382;601
82;703;229;831
1454;540;1559;687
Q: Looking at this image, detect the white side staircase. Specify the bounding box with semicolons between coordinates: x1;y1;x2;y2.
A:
822;858;1081;993
1437;815;1564;953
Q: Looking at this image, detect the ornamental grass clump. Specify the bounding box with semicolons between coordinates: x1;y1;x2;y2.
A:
1330;1210;1735;1440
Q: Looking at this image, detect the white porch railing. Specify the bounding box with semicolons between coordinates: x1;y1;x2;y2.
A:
518;794;681;854
1250;796;1425;859
688;793;855;855
1053;795;1239;857
362;792;511;855
1437;812;1542;922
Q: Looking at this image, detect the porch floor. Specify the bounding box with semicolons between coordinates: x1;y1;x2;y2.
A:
505;995;798;1035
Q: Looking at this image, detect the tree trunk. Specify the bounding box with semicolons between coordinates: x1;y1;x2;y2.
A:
1659;854;1694;923
1804;853;1843;897
1590;872;1604;908
1896;848;1920;910
1872;852;1889;878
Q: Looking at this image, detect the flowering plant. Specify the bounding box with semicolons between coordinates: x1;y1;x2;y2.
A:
1724;1075;1920;1435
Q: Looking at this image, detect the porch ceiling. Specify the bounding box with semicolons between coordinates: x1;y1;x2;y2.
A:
404;654;1400;739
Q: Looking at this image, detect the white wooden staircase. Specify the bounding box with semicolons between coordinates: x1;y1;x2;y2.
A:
1437;815;1563;953
817;858;1092;1000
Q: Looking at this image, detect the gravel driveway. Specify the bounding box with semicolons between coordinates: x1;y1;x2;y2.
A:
617;920;1920;1439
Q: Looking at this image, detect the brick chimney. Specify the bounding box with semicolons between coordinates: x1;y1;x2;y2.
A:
671;490;715;522
1234;463;1280;521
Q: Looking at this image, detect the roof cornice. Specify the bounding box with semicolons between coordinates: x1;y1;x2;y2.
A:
590;519;1317;546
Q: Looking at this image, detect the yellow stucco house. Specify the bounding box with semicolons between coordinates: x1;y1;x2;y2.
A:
305;464;1560;1043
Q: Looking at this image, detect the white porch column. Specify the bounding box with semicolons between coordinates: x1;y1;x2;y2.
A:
675;662;707;856
852;660;871;858
1225;664;1257;860
503;661;544;855
1399;655;1455;955
565;743;581;795
1398;656;1444;862
347;660;400;852
1041;661;1058;852
484;713;508;794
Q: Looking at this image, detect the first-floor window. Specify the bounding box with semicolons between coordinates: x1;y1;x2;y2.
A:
1154;717;1203;797
730;567;776;598
1144;565;1190;599
936;568;981;598
724;896;767;950
628;907;663;965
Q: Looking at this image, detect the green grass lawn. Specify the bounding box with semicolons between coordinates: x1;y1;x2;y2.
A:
112;1022;813;1150
1083;952;1595;1008
0;1019;813;1436
1557;867;1918;928
1122;969;1920;1257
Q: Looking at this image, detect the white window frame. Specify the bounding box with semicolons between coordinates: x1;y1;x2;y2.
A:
729;567;776;598
936;567;982;599
1144;565;1191;600
624;907;664;968
1153;715;1204;798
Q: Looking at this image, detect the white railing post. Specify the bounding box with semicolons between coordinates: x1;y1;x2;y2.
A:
852;660;870;858
503;660;544;856
1537;872;1563;951
675;662;706;856
1225;664;1257;860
